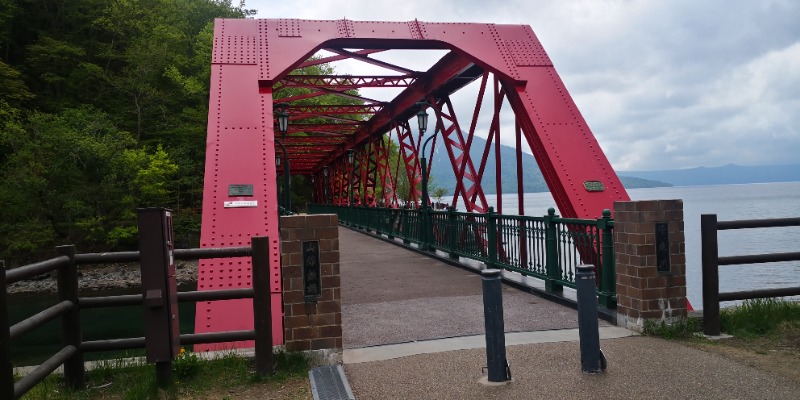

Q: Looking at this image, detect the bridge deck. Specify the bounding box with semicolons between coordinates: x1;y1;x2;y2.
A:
338;227;603;349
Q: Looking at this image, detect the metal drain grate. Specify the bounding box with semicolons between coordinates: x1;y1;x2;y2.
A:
309;365;356;400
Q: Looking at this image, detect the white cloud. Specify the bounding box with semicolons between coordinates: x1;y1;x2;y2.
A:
244;0;800;170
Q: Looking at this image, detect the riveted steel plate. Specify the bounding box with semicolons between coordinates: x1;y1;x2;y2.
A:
505;39;552;67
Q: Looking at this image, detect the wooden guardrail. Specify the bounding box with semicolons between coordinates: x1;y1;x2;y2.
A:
1;238;274;399
701;214;800;335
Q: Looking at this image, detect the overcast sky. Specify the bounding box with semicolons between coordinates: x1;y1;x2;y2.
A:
246;0;799;171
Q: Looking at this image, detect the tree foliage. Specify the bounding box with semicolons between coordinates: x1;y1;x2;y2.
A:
0;0;251;265
0;1;374;264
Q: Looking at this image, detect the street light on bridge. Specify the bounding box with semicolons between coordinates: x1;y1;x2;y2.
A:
274;138;291;212
416;102;439;251
417;102;438;211
275;103;289;137
323;166;329;204
274;103;291;212
347;149;355;207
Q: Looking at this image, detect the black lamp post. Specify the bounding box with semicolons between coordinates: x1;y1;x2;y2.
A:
417;102;439;251
417;103;436;210
274;138;290;212
274;103;291;212
310;175;316;203
347;149;355;207
323;166;329;204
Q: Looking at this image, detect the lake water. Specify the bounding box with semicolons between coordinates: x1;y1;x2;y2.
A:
484;181;800;307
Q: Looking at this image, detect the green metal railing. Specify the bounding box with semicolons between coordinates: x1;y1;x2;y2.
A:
309;204;616;308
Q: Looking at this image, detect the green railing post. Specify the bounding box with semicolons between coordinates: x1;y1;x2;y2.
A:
597;209;616;308
402;208;411;244
387;208;396;239
373;207;379;233
418;206;429;251
544;208;563;292
448;207;458;259
487;207;498;269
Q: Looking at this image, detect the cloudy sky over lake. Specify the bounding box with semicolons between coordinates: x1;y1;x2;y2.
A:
246;0;799;171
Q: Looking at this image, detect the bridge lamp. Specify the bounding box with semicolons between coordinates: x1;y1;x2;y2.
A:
275;103;289;135
347;149;355;165
416;106;428;134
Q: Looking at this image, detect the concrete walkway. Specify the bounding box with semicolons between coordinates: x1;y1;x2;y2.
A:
338;227;600;349
336;226;800;399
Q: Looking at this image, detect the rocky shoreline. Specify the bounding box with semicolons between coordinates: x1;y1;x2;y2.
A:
7;261;198;294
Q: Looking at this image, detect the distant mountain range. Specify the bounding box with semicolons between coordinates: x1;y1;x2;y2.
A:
425;137;800;194
619;164;800;187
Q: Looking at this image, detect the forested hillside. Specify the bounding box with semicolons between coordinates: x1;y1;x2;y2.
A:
0;1;254;264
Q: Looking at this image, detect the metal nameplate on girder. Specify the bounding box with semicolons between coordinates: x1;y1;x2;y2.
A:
583;181;605;192
302;241;322;303
228;184;254;197
655;222;671;273
223;200;258;208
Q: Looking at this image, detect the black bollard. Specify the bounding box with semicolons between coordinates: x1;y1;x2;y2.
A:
576;264;605;373
482;269;510;382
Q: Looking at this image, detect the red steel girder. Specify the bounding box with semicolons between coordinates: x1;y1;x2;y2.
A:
374;137;398;207
202;18;637;350
298;49;386;69
285;104;381;115
281;75;416;89
394;121;423;206
280;137;346;144
286;123;359;132
357;139;379;206
326;48;418;75
320;51;478;170
427;94;489;214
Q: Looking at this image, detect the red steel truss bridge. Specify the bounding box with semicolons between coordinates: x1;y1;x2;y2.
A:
196;18;631;350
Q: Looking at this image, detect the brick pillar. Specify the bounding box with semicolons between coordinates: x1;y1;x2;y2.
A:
613;200;687;331
280;214;342;352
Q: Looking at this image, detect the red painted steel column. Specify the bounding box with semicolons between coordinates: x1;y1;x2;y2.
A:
196;19;283;350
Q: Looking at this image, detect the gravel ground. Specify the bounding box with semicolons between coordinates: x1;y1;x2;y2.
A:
7;261;198;294
344;336;800;400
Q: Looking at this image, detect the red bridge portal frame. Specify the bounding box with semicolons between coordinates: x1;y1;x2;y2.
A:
197;18;631;350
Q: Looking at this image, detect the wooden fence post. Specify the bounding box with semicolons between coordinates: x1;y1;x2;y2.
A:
57;245;85;390
252;236;274;375
0;261;14;400
701;214;721;335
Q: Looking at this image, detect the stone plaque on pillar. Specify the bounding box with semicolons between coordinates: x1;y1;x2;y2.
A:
302;241;321;303
655;222;670;273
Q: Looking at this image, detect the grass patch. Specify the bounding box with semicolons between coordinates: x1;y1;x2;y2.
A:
19;350;310;400
720;298;800;337
643;317;701;339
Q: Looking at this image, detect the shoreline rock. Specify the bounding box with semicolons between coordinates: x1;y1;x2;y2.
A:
7;261;198;294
